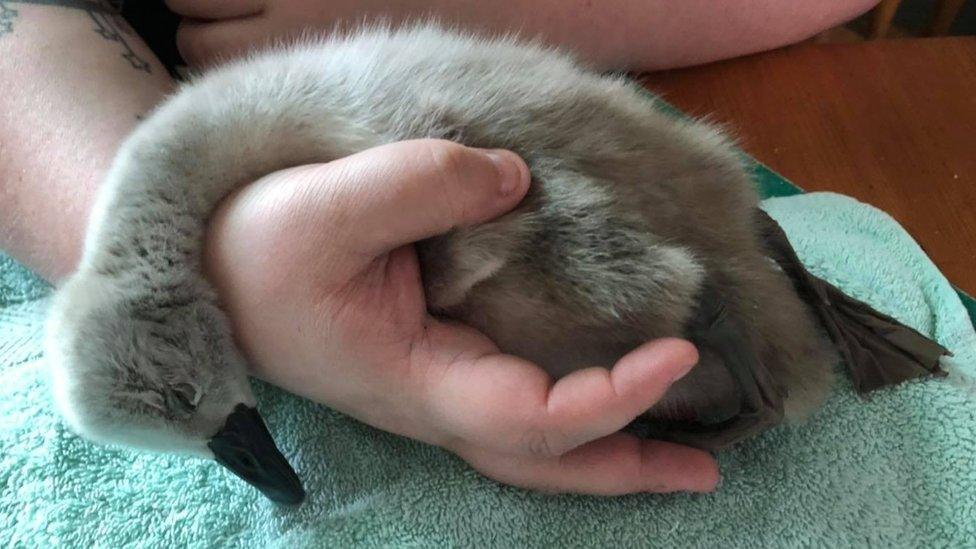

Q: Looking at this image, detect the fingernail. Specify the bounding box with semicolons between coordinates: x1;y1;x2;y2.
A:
670;361;695;385
667;340;699;384
482;149;528;195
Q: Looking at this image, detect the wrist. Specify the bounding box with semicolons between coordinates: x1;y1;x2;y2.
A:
201;171;337;383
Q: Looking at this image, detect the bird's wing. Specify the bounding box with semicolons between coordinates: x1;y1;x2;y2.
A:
755;209;949;393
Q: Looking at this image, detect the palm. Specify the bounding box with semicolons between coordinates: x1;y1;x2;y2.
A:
324;244;720;494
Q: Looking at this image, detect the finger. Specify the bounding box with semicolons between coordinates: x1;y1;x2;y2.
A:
539;338;699;454
420;327;697;457
294;139;531;255
454;433;720;495
166;0;264;20
176;18;265;67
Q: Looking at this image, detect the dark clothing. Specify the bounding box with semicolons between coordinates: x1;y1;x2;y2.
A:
121;0;182;75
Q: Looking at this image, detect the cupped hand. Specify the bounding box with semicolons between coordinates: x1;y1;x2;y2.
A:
204;139;720;495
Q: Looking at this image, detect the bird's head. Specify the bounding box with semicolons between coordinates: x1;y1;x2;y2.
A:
45;271;305;505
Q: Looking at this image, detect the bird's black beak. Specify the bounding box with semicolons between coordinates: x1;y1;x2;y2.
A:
207;404;305;505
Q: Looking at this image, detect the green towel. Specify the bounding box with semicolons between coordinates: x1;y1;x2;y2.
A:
2;178;974;545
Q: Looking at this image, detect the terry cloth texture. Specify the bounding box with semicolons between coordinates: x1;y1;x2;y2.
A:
1;188;974;546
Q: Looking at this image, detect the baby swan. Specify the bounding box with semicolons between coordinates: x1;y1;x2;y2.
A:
44;24;827;502
43;23;946;504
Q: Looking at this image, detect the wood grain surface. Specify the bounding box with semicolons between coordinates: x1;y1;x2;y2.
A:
643;37;976;294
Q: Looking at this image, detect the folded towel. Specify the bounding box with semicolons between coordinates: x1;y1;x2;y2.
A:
2;185;974;546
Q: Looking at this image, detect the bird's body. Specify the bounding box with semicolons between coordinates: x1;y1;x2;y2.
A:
47;24;841;501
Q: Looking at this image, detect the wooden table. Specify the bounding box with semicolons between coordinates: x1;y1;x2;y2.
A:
643;37;976;295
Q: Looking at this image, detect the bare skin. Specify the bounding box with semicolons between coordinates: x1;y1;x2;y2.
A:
170;0;880;70
0;2;172;281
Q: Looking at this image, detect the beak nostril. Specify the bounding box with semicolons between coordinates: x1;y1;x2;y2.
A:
239;455;257;471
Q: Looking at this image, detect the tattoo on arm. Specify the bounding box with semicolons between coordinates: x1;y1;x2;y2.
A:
88;0;151;72
0;0;151;73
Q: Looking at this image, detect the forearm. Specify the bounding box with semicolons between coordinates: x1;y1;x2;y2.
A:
429;0;879;70
0;2;172;282
176;0;879;71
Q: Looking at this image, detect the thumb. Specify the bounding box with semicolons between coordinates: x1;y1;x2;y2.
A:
325;139;531;253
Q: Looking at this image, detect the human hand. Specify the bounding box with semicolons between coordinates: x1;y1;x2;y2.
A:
204;139;720;494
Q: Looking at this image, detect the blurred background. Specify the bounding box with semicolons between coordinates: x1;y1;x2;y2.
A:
818;0;976;42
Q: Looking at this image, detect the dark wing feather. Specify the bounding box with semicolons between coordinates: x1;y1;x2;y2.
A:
756;209;948;393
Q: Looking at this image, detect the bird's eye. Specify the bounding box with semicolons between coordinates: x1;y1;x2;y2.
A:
167;382;200;415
